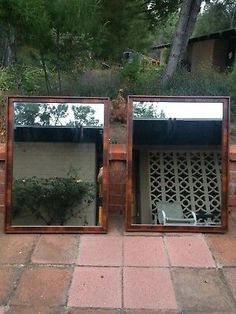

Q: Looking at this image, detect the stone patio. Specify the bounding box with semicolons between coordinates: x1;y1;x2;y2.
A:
1;211;236;313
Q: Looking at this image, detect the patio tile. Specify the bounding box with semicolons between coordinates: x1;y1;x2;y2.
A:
223;268;236;301
31;235;78;264
0;266;21;305
68;267;122;308
123;236;169;267
11;266;72;306
77;236;122;266
0;235;38;264
123;311;179;314
5;306;66;314
123;267;177;310
207;236;236;266
164;235;215;267
68;309;121;314
172;268;235;312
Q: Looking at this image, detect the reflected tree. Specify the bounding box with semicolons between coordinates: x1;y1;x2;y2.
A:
71;105;100;126
133;102;166;119
14;103;101;126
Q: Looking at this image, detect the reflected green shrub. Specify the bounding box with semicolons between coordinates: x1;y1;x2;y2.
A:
13;176;95;225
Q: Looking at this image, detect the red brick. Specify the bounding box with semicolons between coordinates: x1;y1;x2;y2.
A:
11;266;72;306
228;195;236;206
229;183;236;195
0;234;38;264
0;266;21;305
109;195;124;205
109;184;125;195
230;171;236;182
0;184;4;194
229;161;236;171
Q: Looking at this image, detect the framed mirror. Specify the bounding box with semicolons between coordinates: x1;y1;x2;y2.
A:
126;96;229;233
5;96;110;233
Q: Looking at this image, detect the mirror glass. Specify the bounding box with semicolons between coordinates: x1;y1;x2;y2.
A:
12;102;105;228
131;101;223;227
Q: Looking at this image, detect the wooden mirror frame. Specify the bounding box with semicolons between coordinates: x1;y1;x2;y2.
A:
5;96;110;233
126;95;230;233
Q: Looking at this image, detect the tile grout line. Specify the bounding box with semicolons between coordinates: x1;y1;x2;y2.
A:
65;235;80;307
162;235;182;312
4;235;40;308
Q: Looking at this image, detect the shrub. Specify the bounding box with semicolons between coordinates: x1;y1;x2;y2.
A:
13;176;95;225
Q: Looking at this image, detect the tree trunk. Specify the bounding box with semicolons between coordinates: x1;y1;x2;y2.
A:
40;51;51;95
56;30;62;94
161;0;202;86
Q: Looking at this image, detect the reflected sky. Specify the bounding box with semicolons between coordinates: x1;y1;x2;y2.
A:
133;102;223;120
14;102;104;127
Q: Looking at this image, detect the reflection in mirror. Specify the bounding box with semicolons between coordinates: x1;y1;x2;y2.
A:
12;102;104;228
132;101;224;228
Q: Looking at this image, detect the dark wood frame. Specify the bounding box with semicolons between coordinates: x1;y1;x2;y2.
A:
5;96;110;233
126;95;230;233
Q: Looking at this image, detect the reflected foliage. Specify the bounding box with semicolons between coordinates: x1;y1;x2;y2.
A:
14;103;101;127
13;176;95;225
133;102;165;119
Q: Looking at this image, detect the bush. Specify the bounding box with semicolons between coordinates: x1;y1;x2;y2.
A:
13;176;95;225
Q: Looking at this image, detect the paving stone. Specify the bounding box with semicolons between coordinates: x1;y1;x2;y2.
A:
0;235;38;264
5;306;66;314
68;267;122;308
207;236;236;266
123;236;169;267
123;267;177;310
32;235;78;264
223;268;236;302
172;268;235;312
77;236;122;266
68;309;121;314
123;310;180;314
165;235;215;267
11;266;72;306
0;266;21;305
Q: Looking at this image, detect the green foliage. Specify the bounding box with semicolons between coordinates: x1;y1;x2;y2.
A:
133;102;165;118
13;176;95;225
194;1;236;36
14;102;101;126
120;57;141;82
